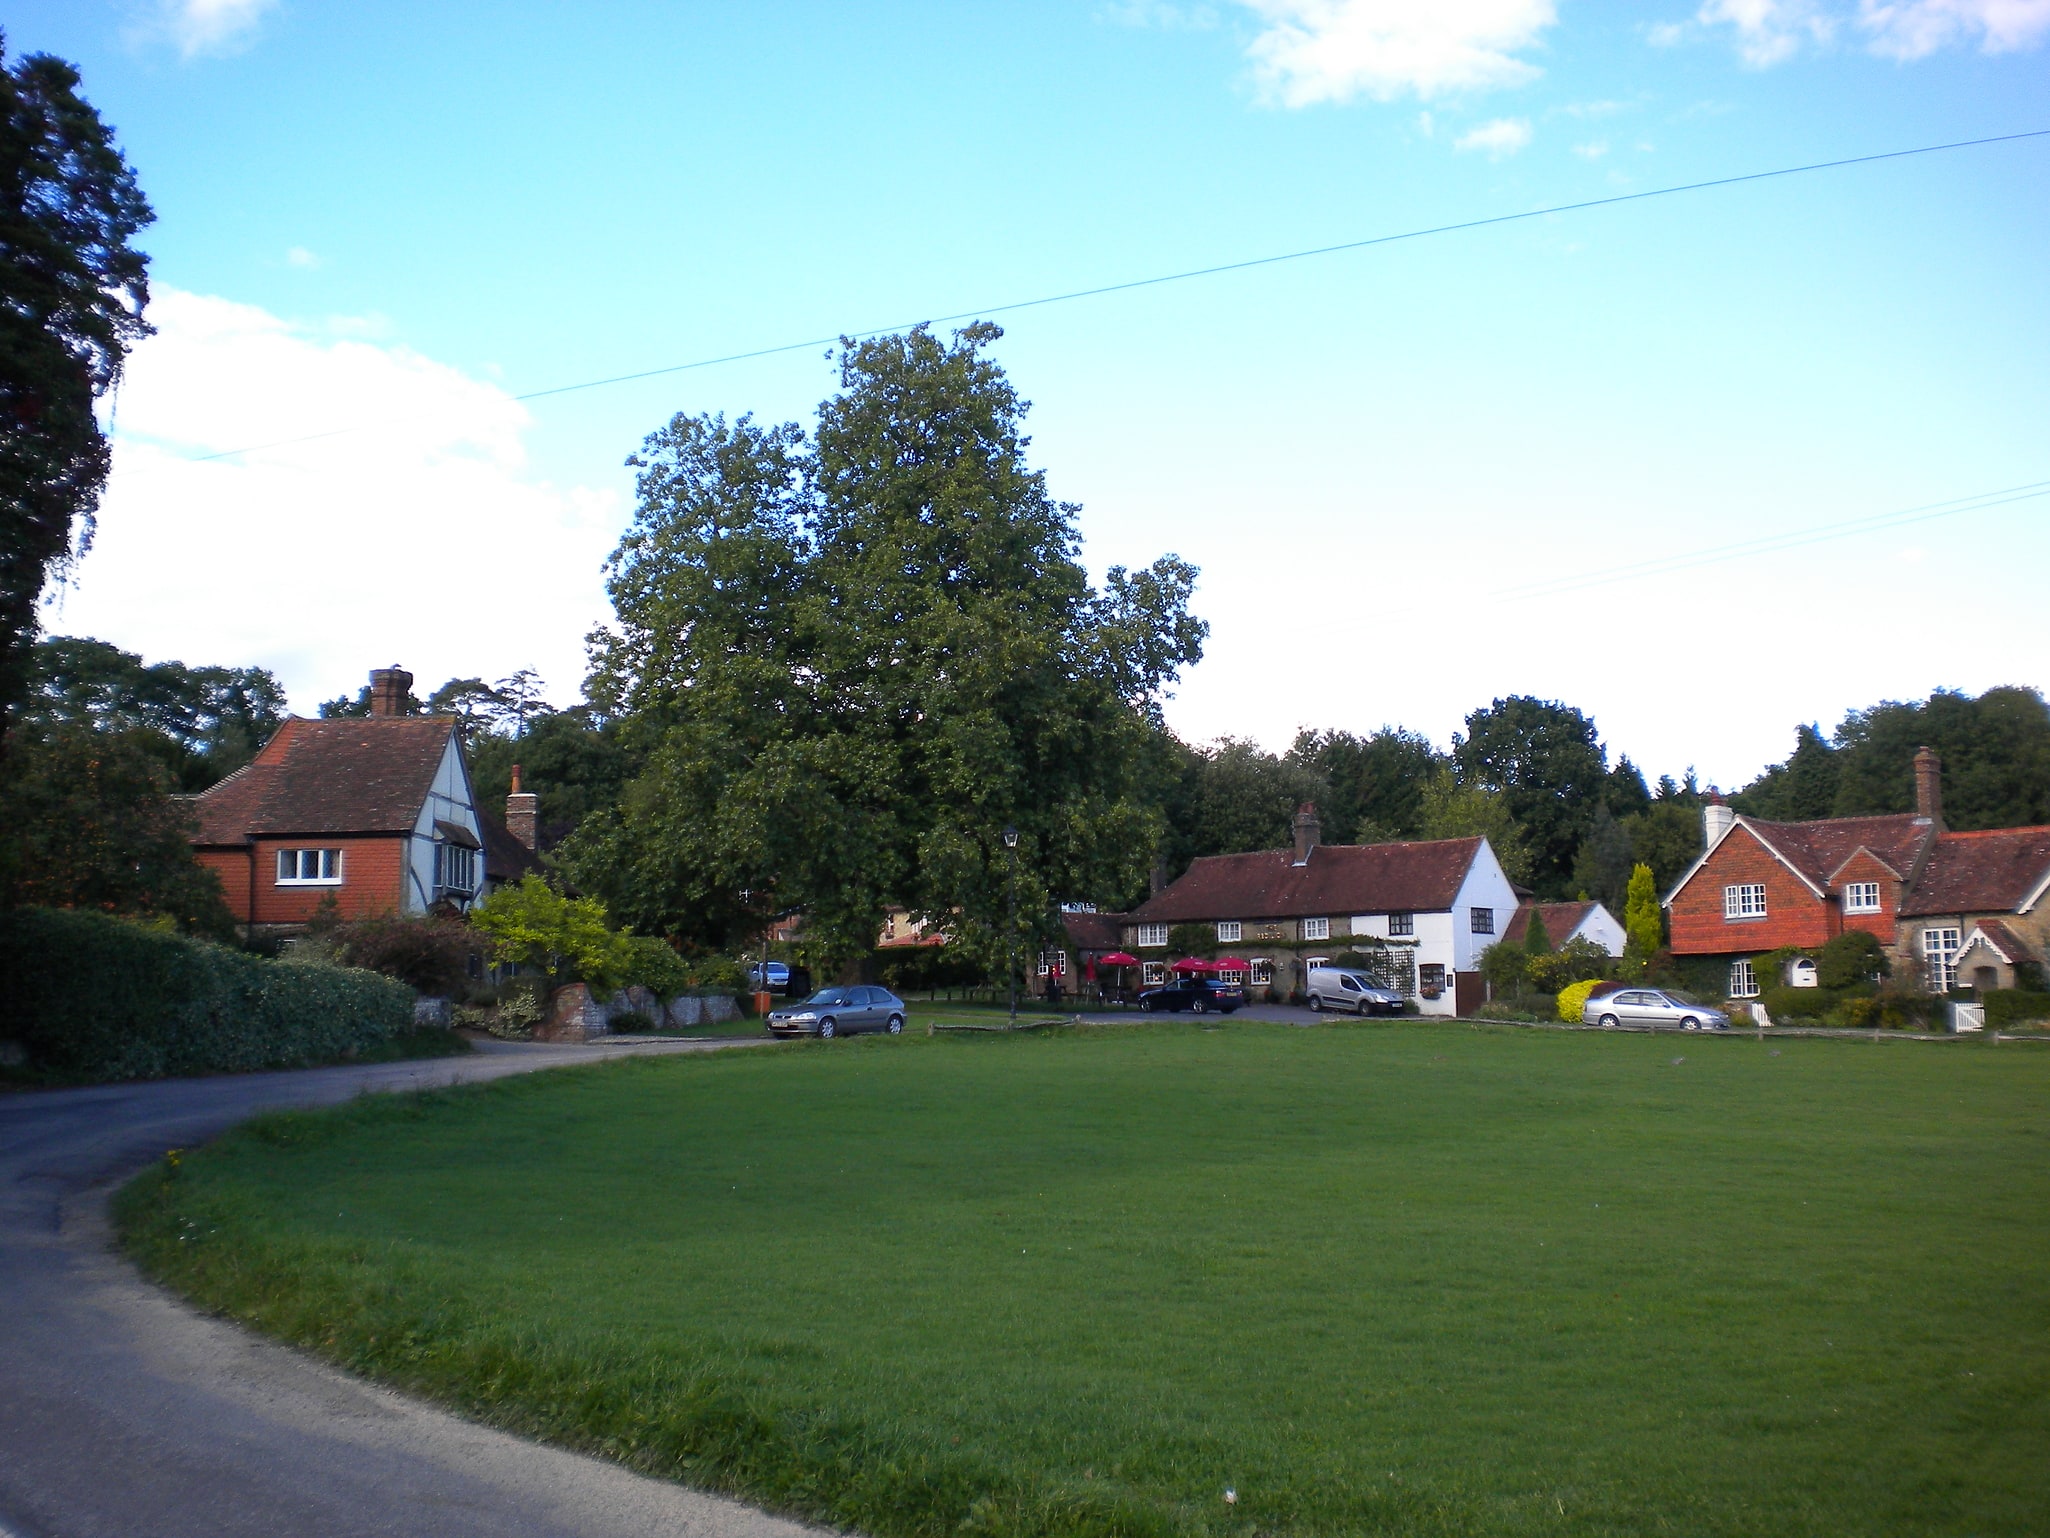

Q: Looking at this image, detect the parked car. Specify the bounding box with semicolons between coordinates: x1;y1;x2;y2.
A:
1136;977;1244;1014
766;985;907;1039
1305;965;1405;1016
1582;988;1730;1031
746;961;813;996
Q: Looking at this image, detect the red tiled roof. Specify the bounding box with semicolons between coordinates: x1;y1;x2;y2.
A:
1962;917;2040;966
1509;900;1596;947
477;808;540;883
1061;911;1128;952
190;716;459;844
1741;813;1931;892
1134;838;1482;923
1899;827;2050;917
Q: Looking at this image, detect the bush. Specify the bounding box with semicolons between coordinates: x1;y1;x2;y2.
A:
471;876;635;990
1558;978;1603;1023
0;906;410;1082
1984;989;2050;1030
322;914;479;994
623;934;690;998
1760;984;1845;1025
1528;938;1612;995
1818;930;1890;989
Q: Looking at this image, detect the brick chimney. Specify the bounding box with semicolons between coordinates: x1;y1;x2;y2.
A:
1292;802;1321;865
1914;745;1944;830
1702;790;1735;852
367;665;413;718
506;764;539;851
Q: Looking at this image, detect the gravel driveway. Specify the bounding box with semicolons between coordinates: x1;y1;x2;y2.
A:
0;1037;829;1538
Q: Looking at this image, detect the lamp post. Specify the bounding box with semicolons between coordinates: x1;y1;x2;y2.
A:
1002;825;1019;1025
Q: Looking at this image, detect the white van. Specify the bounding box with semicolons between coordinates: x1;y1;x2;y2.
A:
1305;965;1405;1016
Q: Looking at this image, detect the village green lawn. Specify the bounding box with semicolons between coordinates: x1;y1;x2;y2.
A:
117;1023;2048;1538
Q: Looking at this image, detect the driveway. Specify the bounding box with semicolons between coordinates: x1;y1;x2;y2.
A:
0;1037;828;1538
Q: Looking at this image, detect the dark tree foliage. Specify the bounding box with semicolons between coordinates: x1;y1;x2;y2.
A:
1736;723;1841;822
1826;687;2050;830
572;326;1206;962
319;680;421;718
1180;738;1325;862
1453;696;1610;898
1617;775;1707;902
1288;726;1443;843
467;706;633;842
0;36;153;732
1602;756;1652;819
1572;803;1634;910
0;722;233;933
20;634;284;789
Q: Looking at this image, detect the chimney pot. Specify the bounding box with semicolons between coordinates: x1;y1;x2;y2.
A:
1914;745;1944;829
1703;792;1736;853
506;764;540;852
367;666;413;718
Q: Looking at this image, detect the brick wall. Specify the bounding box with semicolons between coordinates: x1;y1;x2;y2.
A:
199;837;413;925
1668;825;1835;955
1831;848;1901;944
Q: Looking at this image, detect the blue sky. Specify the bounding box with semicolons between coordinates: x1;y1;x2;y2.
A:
15;1;2049;789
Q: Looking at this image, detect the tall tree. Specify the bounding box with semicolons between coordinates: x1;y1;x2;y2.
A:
1181;738;1325;860
1417;768;1532;886
0;37;153;735
1452;696;1609;897
1288;726;1443;843
1623;862;1661;960
572;326;1206;965
1825;687;2050;830
1737;723;1840;821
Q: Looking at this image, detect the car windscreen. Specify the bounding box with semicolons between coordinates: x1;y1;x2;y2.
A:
1663;990;1702;1005
806;988;855;1005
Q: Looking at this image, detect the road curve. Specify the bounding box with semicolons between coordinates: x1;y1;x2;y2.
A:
0;1038;829;1538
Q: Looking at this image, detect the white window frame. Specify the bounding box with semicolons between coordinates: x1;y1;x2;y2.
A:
1036;949;1067;977
1140;960;1167;985
1219;967;1245;985
1470;907;1494;935
1388;911;1414;937
435;841;476;896
1134;923;1169;949
276;848;343;885
1724;883;1768;920
1729;959;1759;998
1302;917;1330;941
1216;920;1241;944
1249;958;1273;987
1922;927;1962;992
1843;881;1880;914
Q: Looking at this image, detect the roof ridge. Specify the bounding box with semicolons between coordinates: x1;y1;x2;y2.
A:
1937;824;2050;839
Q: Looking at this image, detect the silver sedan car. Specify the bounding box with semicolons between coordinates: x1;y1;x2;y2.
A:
1583;988;1730;1031
766;986;908;1039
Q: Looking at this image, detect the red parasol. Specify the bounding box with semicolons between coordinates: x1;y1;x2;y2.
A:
1171;957;1223;974
1213;956;1250;970
1099;951;1139;966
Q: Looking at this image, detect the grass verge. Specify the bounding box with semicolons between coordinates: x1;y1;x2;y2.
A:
117;1023;2049;1536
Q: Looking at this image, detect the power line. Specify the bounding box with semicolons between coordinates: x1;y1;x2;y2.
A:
1493;480;2050;600
176;126;2050;467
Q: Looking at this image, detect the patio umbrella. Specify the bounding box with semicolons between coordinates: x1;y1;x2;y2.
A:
1171;957;1222;974
1214;957;1250;971
1100;952;1139;966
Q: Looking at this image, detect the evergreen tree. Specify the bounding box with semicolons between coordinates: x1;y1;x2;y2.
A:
1523;905;1553;956
1623;863;1661;960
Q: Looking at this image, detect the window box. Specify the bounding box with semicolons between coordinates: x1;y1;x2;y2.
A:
1419;963;1446;999
1723;884;1767;920
277;848;342;885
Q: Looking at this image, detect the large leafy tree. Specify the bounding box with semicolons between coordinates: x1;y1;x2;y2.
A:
1736;723;1841;822
1288;726;1444;844
1453;696;1610;898
1;36;153;735
571;325;1206;966
21;634;285;790
1824;687;2050;830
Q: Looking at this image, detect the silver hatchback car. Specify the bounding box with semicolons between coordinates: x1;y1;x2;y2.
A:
767;986;907;1039
1583;988;1730;1031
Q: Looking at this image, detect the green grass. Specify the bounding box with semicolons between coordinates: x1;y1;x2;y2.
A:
116;1024;2049;1537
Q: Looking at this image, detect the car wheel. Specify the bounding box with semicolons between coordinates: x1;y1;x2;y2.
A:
1599;1013;1620;1029
1308;994;1322;1012
1681;1017;1699;1032
1357;998;1373;1016
818;1017;837;1038
1191;998;1208;1014
1139;997;1155;1013
886;1014;903;1035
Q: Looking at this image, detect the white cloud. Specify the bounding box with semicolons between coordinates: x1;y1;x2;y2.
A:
1454;116;1534;156
1239;0;1557;104
1684;0;2050;62
136;0;280;59
284;245;319;269
59;289;621;713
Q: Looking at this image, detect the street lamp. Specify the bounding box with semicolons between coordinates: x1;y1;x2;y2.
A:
1002;825;1019;1025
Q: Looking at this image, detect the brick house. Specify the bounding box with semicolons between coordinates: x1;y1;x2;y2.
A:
187;667;509;935
1125;805;1521;1015
1663;746;2050;998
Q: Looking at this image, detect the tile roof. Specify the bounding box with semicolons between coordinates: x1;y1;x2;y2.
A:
1509;900;1597;947
477;808;541;884
1899;827;2050;917
190;716;459;843
1134;838;1482;924
1740;813;1932;892
1961;917;2040;966
1061;911;1128;952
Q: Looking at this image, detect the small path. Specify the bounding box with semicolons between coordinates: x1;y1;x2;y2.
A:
0;1037;830;1538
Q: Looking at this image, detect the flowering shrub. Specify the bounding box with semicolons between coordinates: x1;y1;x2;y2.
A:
1557;978;1603;1023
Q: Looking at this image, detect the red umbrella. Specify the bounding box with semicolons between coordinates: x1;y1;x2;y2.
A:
1171;957;1222;974
1100;951;1139;966
1214;956;1250;970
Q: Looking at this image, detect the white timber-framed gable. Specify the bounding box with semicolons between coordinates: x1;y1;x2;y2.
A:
405;729;485;913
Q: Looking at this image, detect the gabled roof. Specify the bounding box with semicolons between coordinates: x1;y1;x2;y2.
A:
1665;813;1932;907
1061;910;1128;952
1134;838;1483;924
190;716;460;843
1899;828;2050;917
1509;900;1601;948
1957;918;2039;967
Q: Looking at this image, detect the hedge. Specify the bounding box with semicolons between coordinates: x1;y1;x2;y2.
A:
1984;989;2050;1030
0;907;412;1082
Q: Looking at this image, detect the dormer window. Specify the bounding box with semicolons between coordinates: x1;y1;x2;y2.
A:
1844;881;1880;914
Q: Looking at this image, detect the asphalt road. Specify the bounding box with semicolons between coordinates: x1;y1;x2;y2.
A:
0;1037;829;1538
